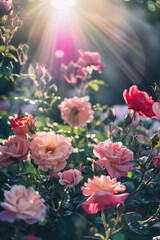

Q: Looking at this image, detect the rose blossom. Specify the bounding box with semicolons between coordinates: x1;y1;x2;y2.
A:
0;0;13;17
0;135;30;167
152;102;160;120
57;169;83;187
30;131;73;172
94;139;134;178
123;85;155;117
76;50;106;76
0;185;46;224
81;175;128;214
153;153;160;169
58;97;94;127
11;114;34;136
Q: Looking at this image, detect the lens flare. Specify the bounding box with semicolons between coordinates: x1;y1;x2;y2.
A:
50;0;76;10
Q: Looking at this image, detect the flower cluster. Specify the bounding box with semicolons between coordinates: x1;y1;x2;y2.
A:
62;50;106;85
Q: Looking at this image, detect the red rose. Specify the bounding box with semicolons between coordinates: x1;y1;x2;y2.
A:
11;115;33;136
123;85;155;117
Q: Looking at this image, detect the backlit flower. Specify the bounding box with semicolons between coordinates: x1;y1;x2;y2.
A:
30;131;73;172
81;175;128;214
0;0;13;17
58;97;94;127
0;135;30;167
0;185;46;224
77;50;106;75
57;169;83;187
123;85;155;117
94;139;133;178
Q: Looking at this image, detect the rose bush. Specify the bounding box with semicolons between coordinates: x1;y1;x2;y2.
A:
0;3;159;240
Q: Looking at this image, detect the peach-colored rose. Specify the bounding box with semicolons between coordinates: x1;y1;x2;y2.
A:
0;185;46;224
153;153;160;169
94;139;134;178
58;97;94;127
152;102;160;120
11;115;34;136
0;0;13;17
0;135;30;167
57;169;83;187
30;131;73;172
81;175;128;214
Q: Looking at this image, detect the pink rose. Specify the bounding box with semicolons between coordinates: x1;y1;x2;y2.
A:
0;135;30;167
0;185;46;224
81;175;128;214
152;102;160;120
153;153;160;169
94;139;134;178
77;50;106;75
11;115;34;136
57;169;83;187
0;0;13;17
58;97;94;127
30;131;73;172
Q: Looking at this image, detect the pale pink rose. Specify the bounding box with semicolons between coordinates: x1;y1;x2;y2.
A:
94;139;134;178
0;135;30;167
30;131;73;172
152;102;160;120
58;97;94;127
57;169;83;187
81;175;128;214
152;153;160;169
0;185;46;224
0;0;13;17
77;50;106;75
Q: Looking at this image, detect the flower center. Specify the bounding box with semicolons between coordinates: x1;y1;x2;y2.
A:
70;107;79;116
45;145;55;154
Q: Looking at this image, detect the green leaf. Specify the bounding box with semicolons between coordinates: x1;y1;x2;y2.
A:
5;53;18;62
88;79;104;91
7;45;17;51
112;233;125;240
128;222;149;235
0;45;6;52
25;161;37;175
28;64;36;80
124;212;142;223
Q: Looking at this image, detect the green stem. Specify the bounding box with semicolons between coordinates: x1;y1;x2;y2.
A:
101;209;111;240
57;187;69;212
14;221;19;240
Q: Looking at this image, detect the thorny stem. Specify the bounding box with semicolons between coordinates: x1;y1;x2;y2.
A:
129;169;160;197
57;187;69;212
101;209;111;240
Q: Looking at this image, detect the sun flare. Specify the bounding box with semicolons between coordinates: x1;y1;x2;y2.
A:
50;0;76;10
